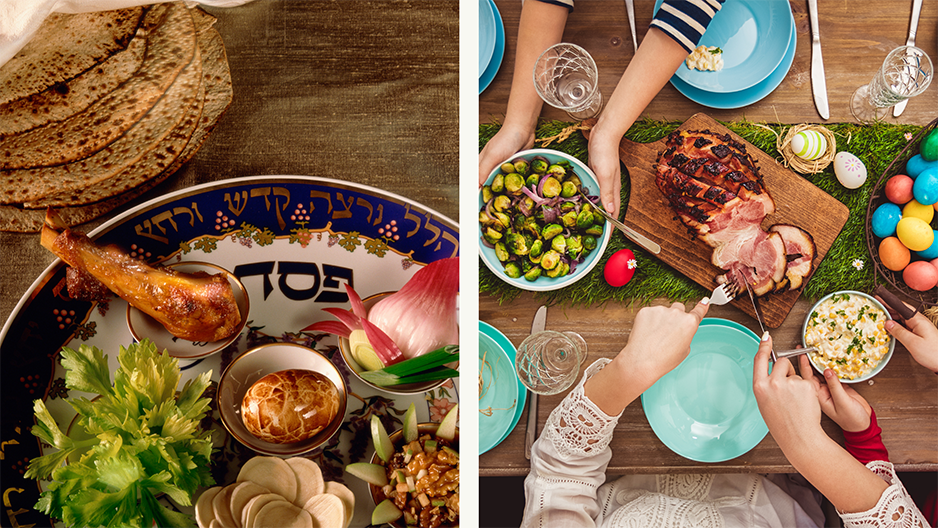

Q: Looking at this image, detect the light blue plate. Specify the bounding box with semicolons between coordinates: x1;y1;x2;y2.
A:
479;0;496;76
479;0;504;94
668;11;795;110
479;321;526;454
655;0;793;93
478;148;612;292
641;318;768;463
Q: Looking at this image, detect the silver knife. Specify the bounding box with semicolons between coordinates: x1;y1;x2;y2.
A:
893;0;923;117
625;0;638;51
735;270;775;362
807;0;829;120
578;188;661;254
525;305;547;460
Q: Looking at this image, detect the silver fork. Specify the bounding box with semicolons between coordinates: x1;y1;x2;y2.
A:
709;281;740;306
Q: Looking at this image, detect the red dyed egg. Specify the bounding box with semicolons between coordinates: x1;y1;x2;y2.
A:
903;261;938;291
604;249;636;287
885;174;914;204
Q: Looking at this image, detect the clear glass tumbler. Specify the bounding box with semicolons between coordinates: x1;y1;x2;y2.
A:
515;330;587;395
849;45;933;122
533;43;604;120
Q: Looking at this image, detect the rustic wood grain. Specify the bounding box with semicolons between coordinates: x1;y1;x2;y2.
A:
612;113;849;328
480;293;938;476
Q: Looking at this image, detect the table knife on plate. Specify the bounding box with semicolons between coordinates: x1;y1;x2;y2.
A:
525;305;547;460
893;0;923;117
807;0;830;120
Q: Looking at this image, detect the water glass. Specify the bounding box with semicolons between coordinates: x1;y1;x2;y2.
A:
849;45;933;122
515;330;587;395
533;43;604;120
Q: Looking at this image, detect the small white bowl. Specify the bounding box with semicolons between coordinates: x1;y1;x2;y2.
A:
217;343;348;457
802;290;895;384
126;261;249;359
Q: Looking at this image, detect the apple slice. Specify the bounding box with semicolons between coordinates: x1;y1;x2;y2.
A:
345;462;388;487
402;402;418;443
436;403;458;441
370;414;394;463
323;481;355;528
286;457;324;508
371;499;403;525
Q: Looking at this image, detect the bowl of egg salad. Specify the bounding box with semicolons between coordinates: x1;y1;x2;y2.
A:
802;291;895;383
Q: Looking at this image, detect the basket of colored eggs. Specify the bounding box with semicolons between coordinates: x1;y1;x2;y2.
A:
865;117;938;306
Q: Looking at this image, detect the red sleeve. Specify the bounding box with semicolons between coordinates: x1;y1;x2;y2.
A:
842;408;889;464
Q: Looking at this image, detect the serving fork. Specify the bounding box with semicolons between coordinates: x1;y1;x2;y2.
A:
708;281;740;306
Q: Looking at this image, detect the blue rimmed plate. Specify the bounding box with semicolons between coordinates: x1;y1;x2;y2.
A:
479;0;504;94
479;321;526;454
641;318;768;463
657;0;793;93
479;0;496;77
669;10;795;109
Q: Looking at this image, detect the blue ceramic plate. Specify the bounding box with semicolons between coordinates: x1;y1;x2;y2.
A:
656;0;793;93
479;148;612;292
479;0;504;94
669;11;795;110
641;318;768;463
479;0;496;77
479;321;526;454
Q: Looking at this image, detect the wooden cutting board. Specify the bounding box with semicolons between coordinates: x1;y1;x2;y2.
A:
608;113;849;328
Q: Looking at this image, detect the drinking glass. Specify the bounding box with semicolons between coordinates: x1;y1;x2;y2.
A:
533;43;604;120
515;330;587;395
849;45;933;122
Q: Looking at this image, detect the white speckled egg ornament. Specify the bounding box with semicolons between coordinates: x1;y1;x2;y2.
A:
790;130;827;161
833;151;868;189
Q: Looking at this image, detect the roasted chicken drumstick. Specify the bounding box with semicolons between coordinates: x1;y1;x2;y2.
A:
41;209;241;342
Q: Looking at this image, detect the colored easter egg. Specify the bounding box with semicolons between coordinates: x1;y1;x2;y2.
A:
912;167;938;205
903;261;938;291
906;154;938;179
884;174;915;204
603;249;636;287
896;217;935;251
878;237;910;271
833;151;867;189
916;230;938;260
922;129;938;162
790;130;827;161
902;200;935;223
871;202;903;238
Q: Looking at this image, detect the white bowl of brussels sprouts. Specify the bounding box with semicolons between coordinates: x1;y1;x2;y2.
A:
479;148;612;292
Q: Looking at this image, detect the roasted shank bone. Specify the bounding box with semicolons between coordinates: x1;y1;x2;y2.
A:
41;209;241;342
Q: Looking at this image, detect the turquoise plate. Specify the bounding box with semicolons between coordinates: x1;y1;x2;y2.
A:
641;318;768;463
668;11;795;110
479;0;496;76
479;0;504;94
479;321;526;454
656;0;793;93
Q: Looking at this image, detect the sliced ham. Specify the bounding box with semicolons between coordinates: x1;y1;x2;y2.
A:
655;130;814;296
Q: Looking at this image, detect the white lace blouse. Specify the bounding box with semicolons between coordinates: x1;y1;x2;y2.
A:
522;359;930;528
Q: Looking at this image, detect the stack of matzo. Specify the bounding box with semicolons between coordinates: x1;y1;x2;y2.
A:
0;2;232;232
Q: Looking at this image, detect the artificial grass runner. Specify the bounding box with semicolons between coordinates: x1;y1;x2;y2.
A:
479;118;923;307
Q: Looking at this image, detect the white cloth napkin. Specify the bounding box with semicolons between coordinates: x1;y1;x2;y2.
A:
0;0;255;68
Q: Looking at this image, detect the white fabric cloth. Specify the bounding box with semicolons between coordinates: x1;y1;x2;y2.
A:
522;358;929;528
0;0;254;67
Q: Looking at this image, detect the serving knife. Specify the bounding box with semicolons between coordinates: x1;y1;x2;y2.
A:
578;189;661;254
524;305;547;460
807;0;830;120
625;0;638;51
736;271;774;361
893;0;924;117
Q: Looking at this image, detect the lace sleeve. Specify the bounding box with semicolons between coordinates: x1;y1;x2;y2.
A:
839;461;930;528
542;358;623;460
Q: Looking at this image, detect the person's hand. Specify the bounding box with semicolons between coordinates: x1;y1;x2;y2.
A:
479;124;536;187
798;354;872;432
877;300;938;373
586;125;623;218
752;334;825;452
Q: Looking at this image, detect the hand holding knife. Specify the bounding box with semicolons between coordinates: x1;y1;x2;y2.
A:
524;305;547;460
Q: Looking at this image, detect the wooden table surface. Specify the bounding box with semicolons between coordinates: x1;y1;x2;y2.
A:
0;0;458;324
480;0;938;125
479;0;938;476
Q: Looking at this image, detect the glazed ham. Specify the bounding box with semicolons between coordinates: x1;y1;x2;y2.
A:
655;130;814;295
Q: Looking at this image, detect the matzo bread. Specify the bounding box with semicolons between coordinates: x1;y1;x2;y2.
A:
0;2;196;170
0;7;144;105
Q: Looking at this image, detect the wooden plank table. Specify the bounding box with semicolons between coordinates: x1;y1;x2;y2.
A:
479;0;938;476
